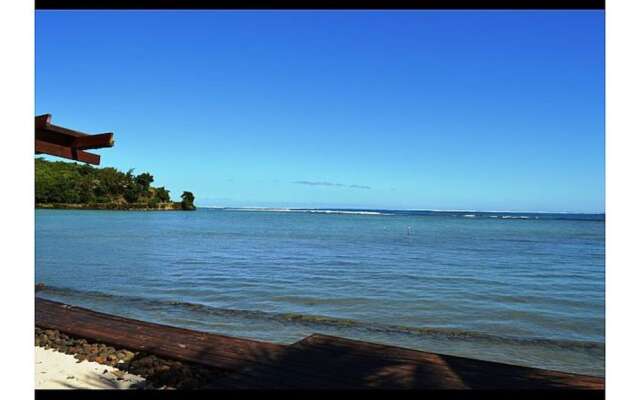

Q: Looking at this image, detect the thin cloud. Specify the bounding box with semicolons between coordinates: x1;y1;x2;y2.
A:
293;181;371;190
294;181;342;187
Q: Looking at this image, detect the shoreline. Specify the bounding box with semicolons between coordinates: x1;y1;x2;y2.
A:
36;203;191;212
35;298;604;390
35;327;226;389
35;346;146;389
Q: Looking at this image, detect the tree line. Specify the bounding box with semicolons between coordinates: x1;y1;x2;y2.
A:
35;158;195;210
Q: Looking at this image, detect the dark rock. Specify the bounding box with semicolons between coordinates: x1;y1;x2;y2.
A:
34;326;226;389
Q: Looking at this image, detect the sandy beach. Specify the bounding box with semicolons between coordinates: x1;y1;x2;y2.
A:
34;326;225;389
35;346;145;389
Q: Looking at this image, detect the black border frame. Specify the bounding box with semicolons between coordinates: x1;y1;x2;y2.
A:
35;0;605;10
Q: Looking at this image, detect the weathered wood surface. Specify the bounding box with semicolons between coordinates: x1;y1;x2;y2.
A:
35;298;604;390
35;139;101;165
212;334;604;390
34;114;114;165
35;298;287;373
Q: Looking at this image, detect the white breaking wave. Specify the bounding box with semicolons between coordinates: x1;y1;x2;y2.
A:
301;210;386;215
224;208;387;216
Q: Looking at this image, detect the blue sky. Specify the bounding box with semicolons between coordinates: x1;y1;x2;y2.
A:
35;11;604;212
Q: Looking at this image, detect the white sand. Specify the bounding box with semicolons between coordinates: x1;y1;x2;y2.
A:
35;346;146;389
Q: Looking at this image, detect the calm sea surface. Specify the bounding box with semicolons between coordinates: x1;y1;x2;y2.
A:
35;208;605;376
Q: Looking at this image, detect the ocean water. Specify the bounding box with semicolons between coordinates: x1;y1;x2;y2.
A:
35;208;605;376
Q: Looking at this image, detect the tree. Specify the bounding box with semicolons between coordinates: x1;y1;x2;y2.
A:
79;163;93;176
180;191;196;210
155;186;170;202
135;172;154;191
123;185;141;203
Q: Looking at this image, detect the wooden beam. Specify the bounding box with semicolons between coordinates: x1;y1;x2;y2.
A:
35;128;75;147
34;114;114;165
36;115;114;144
73;132;114;150
35;139;100;165
36;127;114;150
35;114;52;129
36;298;287;374
45;123;91;138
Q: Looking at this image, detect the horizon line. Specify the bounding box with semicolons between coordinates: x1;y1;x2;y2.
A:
197;206;605;215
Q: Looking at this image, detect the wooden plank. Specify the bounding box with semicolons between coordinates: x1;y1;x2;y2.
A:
34;299;378;389
288;334;605;389
34;303;350;390
35;139;100;165
35;114;51;129
35;298;288;373
35;115;92;139
211;333;604;390
34;114;114;165
36;127;113;149
35;128;76;147
34;298;604;390
45;123;91;138
72;132;114;150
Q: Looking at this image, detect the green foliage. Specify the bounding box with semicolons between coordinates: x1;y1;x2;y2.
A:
155;186;170;202
35;158;191;210
180;191;196;210
123;184;142;203
135;172;154;191
148;196;160;209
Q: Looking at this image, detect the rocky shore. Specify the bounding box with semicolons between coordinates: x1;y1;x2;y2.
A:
35;327;227;389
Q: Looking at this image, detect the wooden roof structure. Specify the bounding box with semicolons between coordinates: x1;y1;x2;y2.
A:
35;114;114;165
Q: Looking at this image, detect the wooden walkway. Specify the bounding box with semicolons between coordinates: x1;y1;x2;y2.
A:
35;298;604;390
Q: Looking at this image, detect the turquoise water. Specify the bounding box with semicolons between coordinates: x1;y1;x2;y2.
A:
35;208;604;376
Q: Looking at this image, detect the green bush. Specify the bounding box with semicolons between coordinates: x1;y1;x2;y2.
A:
148;197;160;209
180;191;196;210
